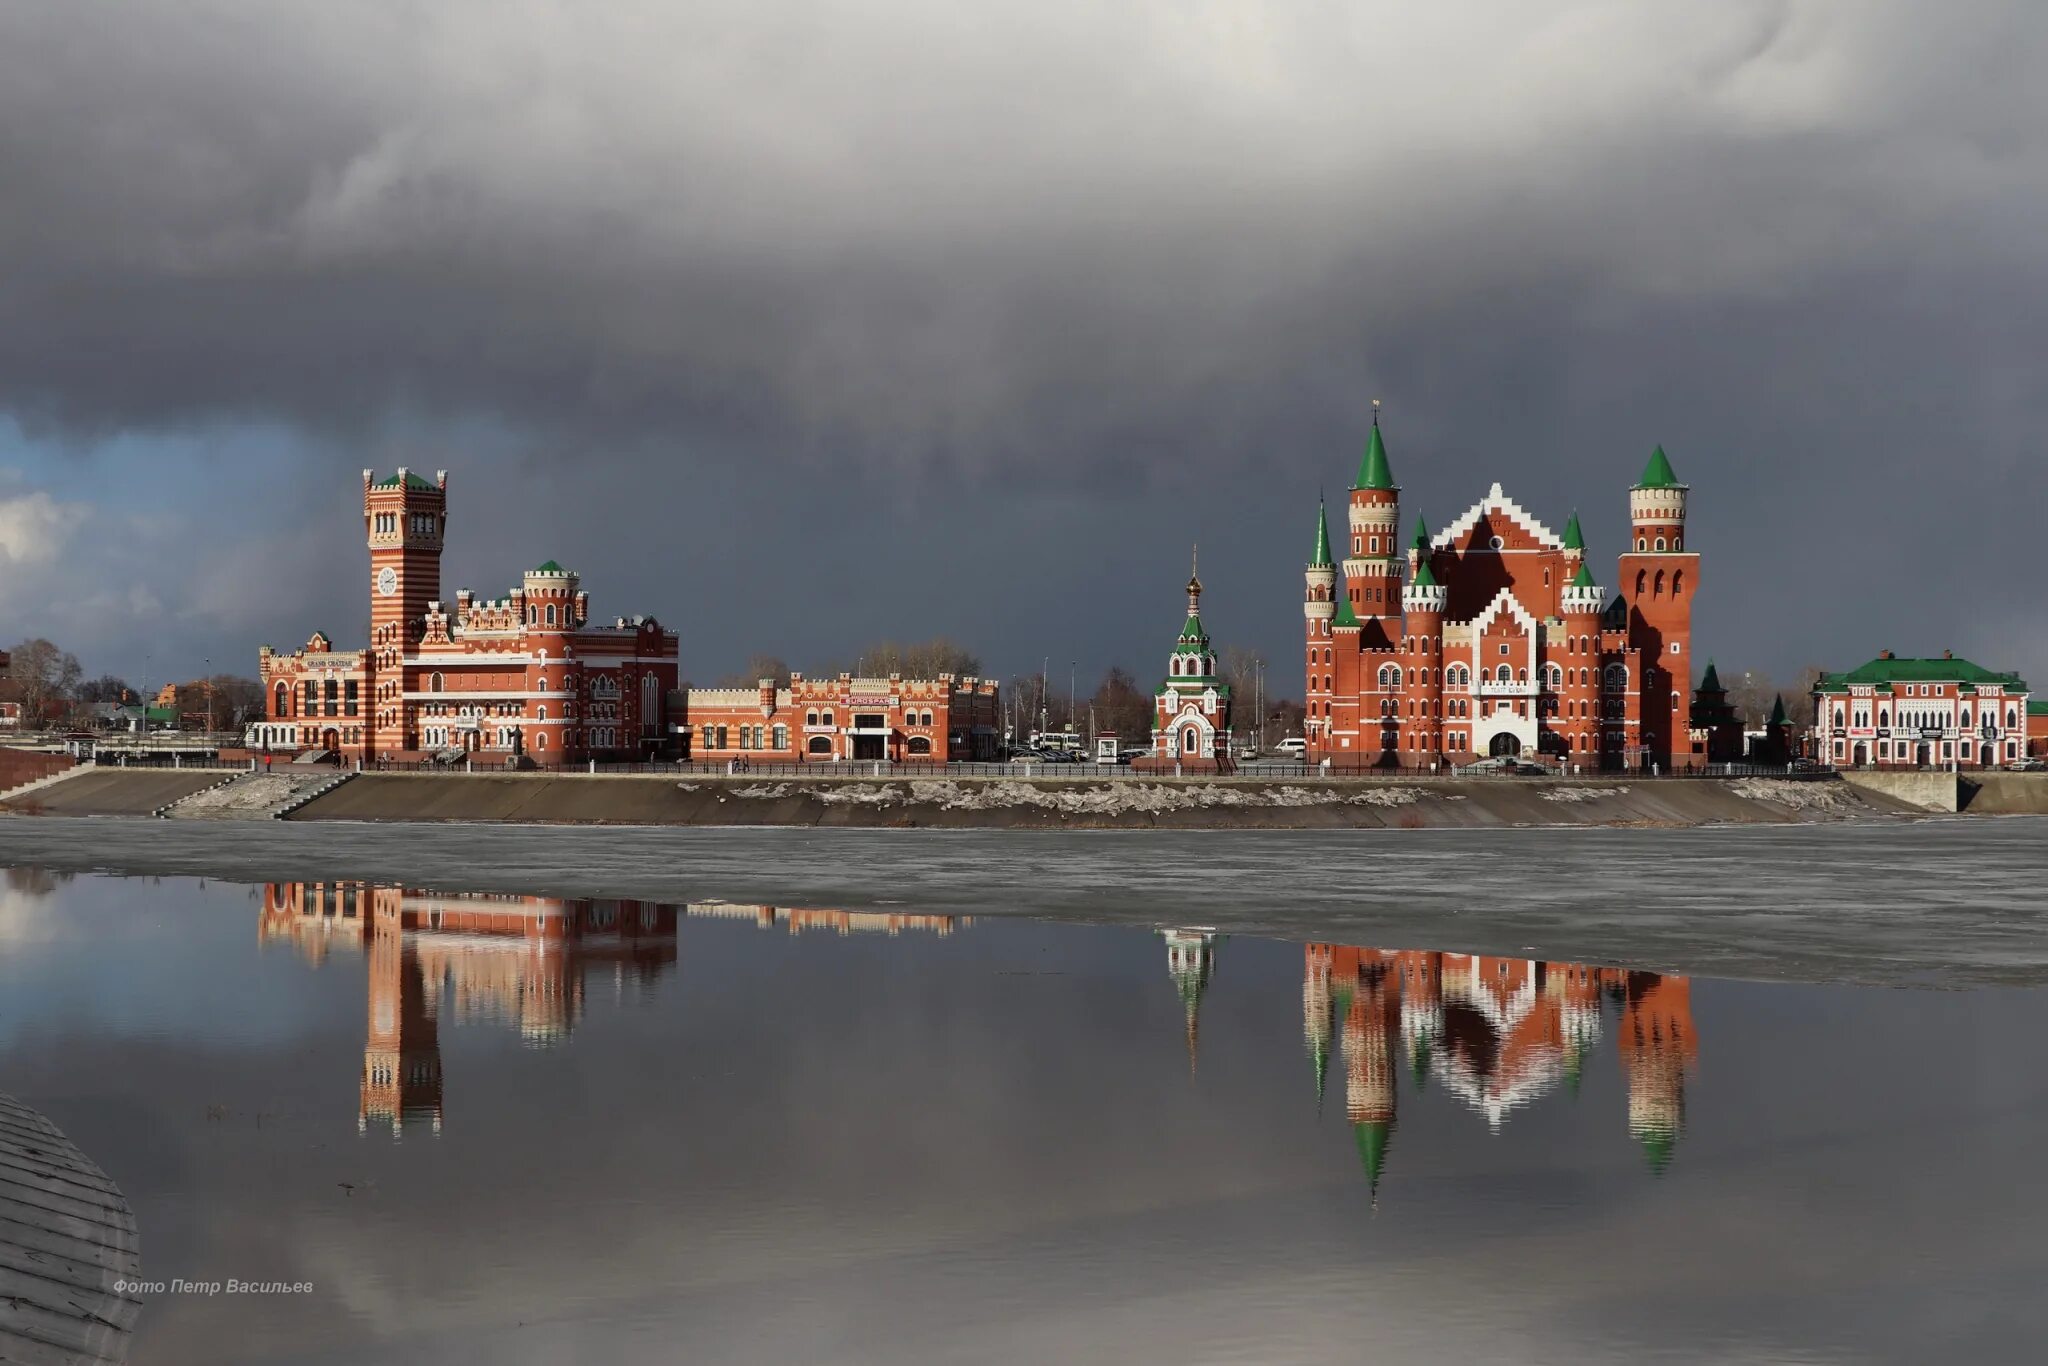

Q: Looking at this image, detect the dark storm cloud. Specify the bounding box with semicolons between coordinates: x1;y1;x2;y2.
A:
2;1;2046;683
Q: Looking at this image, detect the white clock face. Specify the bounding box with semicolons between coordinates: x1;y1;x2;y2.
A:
377;567;398;598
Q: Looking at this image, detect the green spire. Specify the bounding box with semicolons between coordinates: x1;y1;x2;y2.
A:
1700;659;1723;692
1354;1120;1392;1200
1562;510;1584;550
1311;498;1333;568
1410;513;1429;551
1354;417;1396;491
1332;574;1360;628
1410;558;1438;589
1640;1129;1677;1174
1769;694;1789;727
1636;445;1680;489
1570;562;1596;588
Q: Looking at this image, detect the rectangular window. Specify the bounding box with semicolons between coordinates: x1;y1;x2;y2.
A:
716;725;728;750
344;679;359;717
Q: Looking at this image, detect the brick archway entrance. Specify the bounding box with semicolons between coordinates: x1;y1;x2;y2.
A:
1489;732;1522;758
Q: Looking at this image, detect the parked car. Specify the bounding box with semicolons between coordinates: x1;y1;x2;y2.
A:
1461;757;1546;775
1118;747;1149;764
2009;757;2047;772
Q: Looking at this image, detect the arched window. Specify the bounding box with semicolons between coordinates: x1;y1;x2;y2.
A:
2008;707;2019;729
1378;664;1399;690
1635;570;1647;597
1672;571;1684;597
1655;537;1666;552
1879;707;1889;726
274;682;289;716
1654;569;1666;596
537;705;548;721
537;678;548;692
1544;664;1562;691
908;736;932;755
642;676;658;730
545;604;557;626
536;734;546;752
1637;536;1646;551
1183;728;1199;754
1496;664;1512;684
1605;664;1628;693
430;673;443;693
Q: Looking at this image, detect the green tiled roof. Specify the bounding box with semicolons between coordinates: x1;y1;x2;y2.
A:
1410;513;1429;551
372;471;436;490
1332;577;1360;628
1354;420;1396;491
1562;510;1584;551
1636;445;1681;489
1769;694;1789;727
1815;655;2028;693
532;559;568;574
1410;559;1438;589
2028;700;2048;717
1311;500;1332;568
1570;563;1596;588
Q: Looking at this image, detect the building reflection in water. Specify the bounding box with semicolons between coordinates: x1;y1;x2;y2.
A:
1153;931;1697;1198
260;884;969;1138
1301;944;1697;1194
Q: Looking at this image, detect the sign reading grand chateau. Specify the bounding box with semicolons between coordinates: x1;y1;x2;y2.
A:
1304;415;1696;770
252;470;681;762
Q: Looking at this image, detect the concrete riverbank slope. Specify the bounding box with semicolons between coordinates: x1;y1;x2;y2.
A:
239;770;1925;828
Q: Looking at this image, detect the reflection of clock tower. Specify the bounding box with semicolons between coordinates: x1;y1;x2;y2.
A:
363;468;447;647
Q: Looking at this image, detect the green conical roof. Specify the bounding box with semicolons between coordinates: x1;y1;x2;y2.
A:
1332;575;1360;628
1563;511;1584;550
1354;1120;1392;1197
1354;420;1396;491
1410;559;1438;589
1769;694;1789;727
1410;514;1430;551
1640;1129;1677;1174
532;559;567;574
1700;659;1722;692
1311;499;1333;568
1636;445;1680;489
1571;563;1596;588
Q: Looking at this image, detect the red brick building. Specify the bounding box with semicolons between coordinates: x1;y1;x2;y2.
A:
254;470;681;762
679;671;1000;764
1304;415;1697;770
1810;651;2032;768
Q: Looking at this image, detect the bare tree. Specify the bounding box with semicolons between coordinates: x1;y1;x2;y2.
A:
1721;667;1778;728
842;638;983;680
1088;667;1152;745
1784;664;1825;727
715;654;792;688
208;675;264;727
4;639;82;730
74;675;135;704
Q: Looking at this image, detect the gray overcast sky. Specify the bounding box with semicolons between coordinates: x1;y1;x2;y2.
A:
2;1;2044;695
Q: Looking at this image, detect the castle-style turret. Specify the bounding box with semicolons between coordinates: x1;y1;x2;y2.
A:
1401;558;1447;760
1305;498;1337;627
1617;445;1699;769
1342;406;1401;648
364;468;448;649
1629;446;1688;552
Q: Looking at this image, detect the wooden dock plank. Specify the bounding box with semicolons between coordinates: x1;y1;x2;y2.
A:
0;1093;138;1365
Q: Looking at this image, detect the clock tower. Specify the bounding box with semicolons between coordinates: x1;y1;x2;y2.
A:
363;468;447;649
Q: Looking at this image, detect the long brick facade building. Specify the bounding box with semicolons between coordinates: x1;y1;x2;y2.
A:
679;671;1001;764
253;470;681;762
1810;651;2033;768
1304;415;1697;770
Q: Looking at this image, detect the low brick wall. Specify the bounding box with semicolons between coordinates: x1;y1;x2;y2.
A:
0;747;75;794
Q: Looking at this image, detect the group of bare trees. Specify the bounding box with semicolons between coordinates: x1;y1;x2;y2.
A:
1716;664;1824;728
712;638;984;688
1;638;262;732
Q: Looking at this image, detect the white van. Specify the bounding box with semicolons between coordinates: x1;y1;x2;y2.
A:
1275;737;1306;759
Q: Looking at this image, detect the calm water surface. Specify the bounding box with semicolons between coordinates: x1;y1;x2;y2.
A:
2;866;2045;1364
